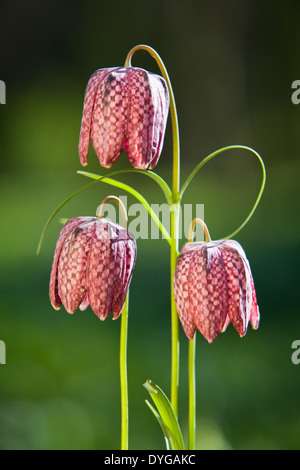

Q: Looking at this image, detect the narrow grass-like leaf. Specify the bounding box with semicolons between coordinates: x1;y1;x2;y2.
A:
78;168;173;206
145;400;173;450
179;145;266;240
36;169;172;255
143;379;185;450
77;170;171;244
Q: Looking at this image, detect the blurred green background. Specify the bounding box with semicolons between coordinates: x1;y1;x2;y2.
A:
0;0;300;450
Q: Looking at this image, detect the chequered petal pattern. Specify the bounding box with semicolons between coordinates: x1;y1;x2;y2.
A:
86;220;114;320
49;217;94;310
91;68;127;168
173;247;197;340
110;227;137;318
57;221;95;313
148;73;170;170
221;246;249;337
174;239;260;343
49;217;137;321
79;68;114;166
222;240;260;332
192;247;228;343
78;66;169;169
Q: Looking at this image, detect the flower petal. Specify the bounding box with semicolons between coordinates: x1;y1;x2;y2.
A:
148;74;169;169
125;68;169;169
222;240;259;336
112;229;137;318
125;68;153;169
190;246;228;343
220;246;249;337
49;217;94;310
79;68;114;166
86;220;115;320
245;261;260;330
91;68;127;168
221;314;231;332
57;220;95;314
174;245;197;340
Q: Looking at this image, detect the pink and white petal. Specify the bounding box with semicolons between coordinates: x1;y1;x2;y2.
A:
224;240;260;332
174;246;197;340
79;68;114;166
79;293;90;311
49;217;94;310
91;68;127;168
112;234;137;319
222;315;231;332
247;266;260;330
57;221;95;314
125;68;155;169
191;246;228;343
220;246;249;337
148;73;169;169
86;220;115;320
110;237;127;319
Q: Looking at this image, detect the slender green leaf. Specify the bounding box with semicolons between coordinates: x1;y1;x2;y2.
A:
77;170;172;244
143;379;185;450
78;168;173;206
36;169;172;255
179;145;266;240
36;178;98;254
145;400;172;450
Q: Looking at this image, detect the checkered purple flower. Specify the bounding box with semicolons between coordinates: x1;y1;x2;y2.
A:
173;239;260;343
49;216;136;321
79;67;169;170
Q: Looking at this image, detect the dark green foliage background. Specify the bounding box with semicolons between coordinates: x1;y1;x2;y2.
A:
0;0;299;449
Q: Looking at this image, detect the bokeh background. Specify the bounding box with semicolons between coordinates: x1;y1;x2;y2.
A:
0;0;299;450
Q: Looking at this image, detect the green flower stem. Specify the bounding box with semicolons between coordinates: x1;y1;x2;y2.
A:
125;44;181;416
188;337;196;450
186;220;208;451
170;205;180;415
98;195;130;450
120;293;129;450
179;145;266;240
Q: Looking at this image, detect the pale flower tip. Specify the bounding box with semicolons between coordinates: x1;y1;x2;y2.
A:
79;294;89;311
250;306;260;330
78;152;88;167
67;310;75;315
52;304;61;312
251;318;260;331
239;328;248;338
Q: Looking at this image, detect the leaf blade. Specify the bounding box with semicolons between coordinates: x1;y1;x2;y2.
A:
143;379;185;450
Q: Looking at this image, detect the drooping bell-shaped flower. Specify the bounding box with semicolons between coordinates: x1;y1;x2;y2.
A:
49;216;136;321
173;235;260;343
79;66;169;170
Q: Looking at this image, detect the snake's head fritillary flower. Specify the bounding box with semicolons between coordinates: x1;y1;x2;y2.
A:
79;66;169;170
173;239;260;343
49;216;137;321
